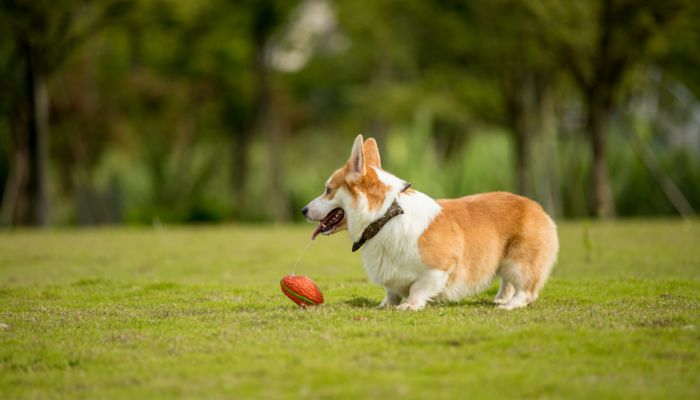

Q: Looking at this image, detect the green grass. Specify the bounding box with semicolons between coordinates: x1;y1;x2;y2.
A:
1;220;699;399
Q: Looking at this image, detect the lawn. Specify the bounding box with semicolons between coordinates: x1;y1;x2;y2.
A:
1;220;699;399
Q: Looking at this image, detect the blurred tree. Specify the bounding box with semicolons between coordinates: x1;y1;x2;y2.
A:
469;0;562;215
250;0;295;222
187;0;294;221
660;2;700;97
336;0;423;147
403;0;562;214
533;0;687;217
1;0;698;225
0;0;127;226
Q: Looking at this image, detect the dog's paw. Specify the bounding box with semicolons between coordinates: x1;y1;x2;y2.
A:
396;302;425;311
377;297;399;309
497;302;527;310
493;297;509;305
376;301;392;309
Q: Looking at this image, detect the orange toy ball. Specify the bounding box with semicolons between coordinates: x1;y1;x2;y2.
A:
280;275;324;307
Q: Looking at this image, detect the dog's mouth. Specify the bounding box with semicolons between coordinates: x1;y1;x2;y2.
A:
311;208;345;240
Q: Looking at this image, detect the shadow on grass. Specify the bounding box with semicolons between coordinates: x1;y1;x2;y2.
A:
343;296;496;309
344;297;380;308
442;298;495;308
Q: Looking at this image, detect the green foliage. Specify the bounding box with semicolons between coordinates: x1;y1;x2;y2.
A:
1;221;699;397
1;0;699;224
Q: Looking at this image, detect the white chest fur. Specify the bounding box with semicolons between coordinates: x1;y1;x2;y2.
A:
359;191;442;297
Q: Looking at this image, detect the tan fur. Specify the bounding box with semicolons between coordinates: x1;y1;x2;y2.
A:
327;168;347;196
418;192;558;303
363;138;381;168
328;149;388;211
350;168;389;211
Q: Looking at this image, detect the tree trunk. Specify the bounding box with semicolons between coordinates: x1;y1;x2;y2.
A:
514;123;531;197
231;128;251;218
587;96;614;218
533;76;561;217
230;0;277;220
504;72;534;198
23;43;50;226
264;86;291;223
0;122;28;226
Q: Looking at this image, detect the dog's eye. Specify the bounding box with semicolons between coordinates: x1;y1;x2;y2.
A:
325;187;332;195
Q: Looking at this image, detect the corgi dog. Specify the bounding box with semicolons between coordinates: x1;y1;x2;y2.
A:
301;135;558;310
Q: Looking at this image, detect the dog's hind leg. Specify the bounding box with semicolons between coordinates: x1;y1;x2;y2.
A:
498;218;558;310
495;260;529;310
397;269;449;311
498;287;529;310
493;277;515;305
377;289;401;308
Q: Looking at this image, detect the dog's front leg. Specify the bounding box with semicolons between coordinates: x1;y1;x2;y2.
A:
397;269;449;311
377;289;401;308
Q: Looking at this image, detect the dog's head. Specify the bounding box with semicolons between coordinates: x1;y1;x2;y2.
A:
302;135;409;240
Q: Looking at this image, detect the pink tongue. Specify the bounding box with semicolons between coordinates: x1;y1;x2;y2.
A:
311;223;324;240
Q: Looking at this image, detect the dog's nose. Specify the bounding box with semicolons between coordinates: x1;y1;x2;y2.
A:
301;206;309;217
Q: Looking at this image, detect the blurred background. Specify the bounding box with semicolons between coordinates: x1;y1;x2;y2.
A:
0;0;698;227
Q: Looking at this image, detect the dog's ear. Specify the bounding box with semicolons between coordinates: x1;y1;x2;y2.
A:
346;134;365;183
363;138;381;168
